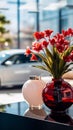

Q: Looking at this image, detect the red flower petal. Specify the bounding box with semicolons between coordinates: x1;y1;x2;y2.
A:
25;47;31;56
30;54;38;61
45;29;53;37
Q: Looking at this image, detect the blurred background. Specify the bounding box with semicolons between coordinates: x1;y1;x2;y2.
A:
0;0;73;50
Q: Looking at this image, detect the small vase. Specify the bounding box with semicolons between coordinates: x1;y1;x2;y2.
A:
22;76;46;109
42;78;73;116
22;76;47;119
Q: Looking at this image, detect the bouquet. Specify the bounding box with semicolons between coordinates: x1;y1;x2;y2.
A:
25;28;73;79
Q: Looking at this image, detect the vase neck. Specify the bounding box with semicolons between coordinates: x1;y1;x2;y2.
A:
52;78;63;82
52;78;63;103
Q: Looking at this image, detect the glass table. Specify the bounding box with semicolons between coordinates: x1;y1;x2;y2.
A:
0;98;73;126
0;88;73;129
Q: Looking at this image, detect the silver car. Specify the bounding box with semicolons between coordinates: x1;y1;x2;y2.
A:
0;49;48;87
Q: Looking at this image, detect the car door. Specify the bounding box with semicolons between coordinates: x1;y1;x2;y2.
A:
1;53;48;86
9;54;46;84
1;53;30;86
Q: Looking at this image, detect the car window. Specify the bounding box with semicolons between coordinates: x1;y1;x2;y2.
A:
24;54;42;63
3;54;26;65
0;53;10;63
2;53;42;66
13;54;41;64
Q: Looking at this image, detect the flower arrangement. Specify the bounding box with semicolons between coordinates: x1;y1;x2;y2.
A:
25;28;73;79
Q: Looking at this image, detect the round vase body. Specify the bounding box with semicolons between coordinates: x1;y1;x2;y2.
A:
22;78;46;108
42;78;73;113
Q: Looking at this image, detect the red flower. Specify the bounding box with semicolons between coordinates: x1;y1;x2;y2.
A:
50;37;57;45
30;54;38;61
42;40;49;47
58;38;64;45
57;33;64;40
44;29;53;37
67;28;73;36
40;32;45;38
25;47;31;56
33;31;45;40
62;28;73;36
56;43;64;53
62;29;68;37
63;56;71;62
32;42;42;52
64;40;69;45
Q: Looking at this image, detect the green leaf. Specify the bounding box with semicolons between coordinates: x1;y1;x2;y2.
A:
63;62;73;71
32;51;47;62
43;60;53;72
32;65;49;71
62;69;72;75
45;48;53;59
59;46;73;76
32;50;53;71
51;47;61;78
